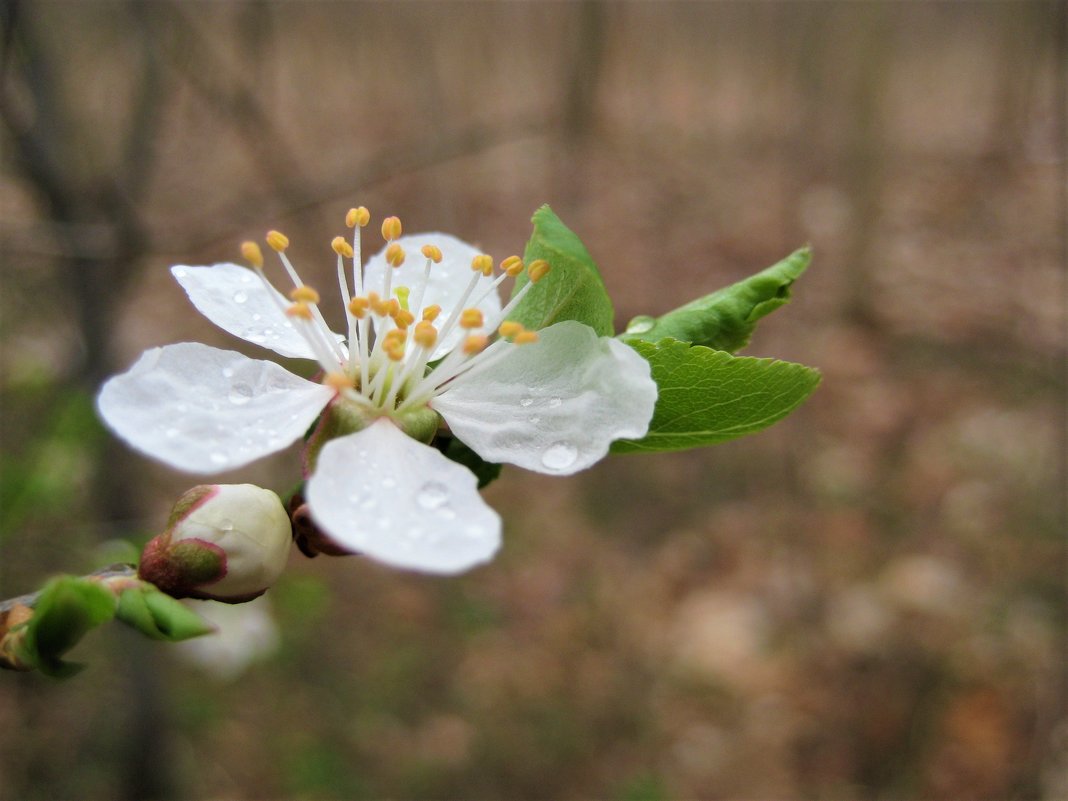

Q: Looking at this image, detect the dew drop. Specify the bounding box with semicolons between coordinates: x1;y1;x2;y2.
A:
247;332;267;343
252;313;263;322
209;452;228;465
240;274;253;284
217;518;234;532
519;397;534;407
548;397;562;408
360;497;378;511
232;290;248;304
541;441;578;470
408;528;425;541
463;525;484;540
417;481;449;510
164;427;179;439
222;367;234;378
529;414;541;424
626;316;655;334
172;267;188;278
382;477;397;490
228;383;253;405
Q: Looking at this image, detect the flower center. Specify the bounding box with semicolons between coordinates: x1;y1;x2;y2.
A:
239;209;550;426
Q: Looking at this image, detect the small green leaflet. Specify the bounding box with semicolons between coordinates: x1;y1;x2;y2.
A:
612;338;821;453
14;576;117;677
619;247;811;353
115;584;215;641
509;205;615;336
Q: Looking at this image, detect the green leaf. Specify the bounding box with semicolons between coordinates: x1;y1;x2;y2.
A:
612;338;821;453
619;247;811;352
18;576;117;677
115;584;214;641
510;205;614;336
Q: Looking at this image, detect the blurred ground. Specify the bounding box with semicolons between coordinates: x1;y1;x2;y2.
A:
0;2;1064;800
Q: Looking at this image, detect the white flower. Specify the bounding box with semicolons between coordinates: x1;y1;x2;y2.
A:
98;211;656;574
174;595;279;681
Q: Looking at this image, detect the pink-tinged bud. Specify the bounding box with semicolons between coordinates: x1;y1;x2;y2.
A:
139;485;291;603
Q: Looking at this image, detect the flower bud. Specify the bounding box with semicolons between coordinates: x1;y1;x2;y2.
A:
139;485;291;603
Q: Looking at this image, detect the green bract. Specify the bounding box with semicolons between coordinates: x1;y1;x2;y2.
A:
612;338;821;453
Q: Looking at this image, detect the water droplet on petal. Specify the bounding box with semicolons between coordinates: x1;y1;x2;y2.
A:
240;274;253;284
232;290;248;304
222;367;234;378
417;481;449;510
210;452;229;465
252;313;262;321
519;397;534;407
228;383;253;405
529;414;541;424
382;477;397;490
541;441;578;470
548;397;562;408
463;525;484;539
360;497;378;511
217;518;234;531
173;267;188;278
164;427;179;438
247;332;267;343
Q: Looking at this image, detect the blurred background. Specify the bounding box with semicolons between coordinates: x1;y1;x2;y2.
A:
0;2;1064;799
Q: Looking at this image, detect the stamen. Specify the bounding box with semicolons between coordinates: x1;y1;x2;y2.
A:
514;331;539;345
463;334;489;355
241;241;264;268
323;372;352;392
413;321;438;349
286;302;313;320
421;244;443;263
348;296;370;318
498;321;523;339
289;285;321;304
528;259;551;283
500;255;524;277
422;305;441;322
392;309;415;329
346;206;370;228
381;216;402;242
266;230;290;253
331;236;354;259
459;308;484;329
385;243;406;267
471;254;494;276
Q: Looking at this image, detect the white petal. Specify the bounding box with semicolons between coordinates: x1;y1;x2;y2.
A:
97;342;334;474
362;233;502;358
433;321;657;475
306;419;501;575
172;263;342;360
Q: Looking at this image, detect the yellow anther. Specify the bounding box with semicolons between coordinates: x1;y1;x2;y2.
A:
394;286;410;310
514;331;540;345
323;372;351;392
392;309;415;329
500;255;524;277
413;321;438;349
266;230;290;253
459;308;484;329
471;254;494;276
463;334;489;355
498;321;523;339
385;242;406;268
332;236;354;258
421;304;442;322
527;259;551;283
421;244;443;263
346;206;370;228
385;342;406;362
348;296;369;318
370;294;391;316
240;241;264;269
289;285;321;304
381;216;403;242
386;298;400;317
285;302;313;320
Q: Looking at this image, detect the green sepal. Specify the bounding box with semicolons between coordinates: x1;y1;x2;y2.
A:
438;436;503;489
510;205;615;336
612;338;821;453
16;576;118;678
619;247;811;352
115;583;214;641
